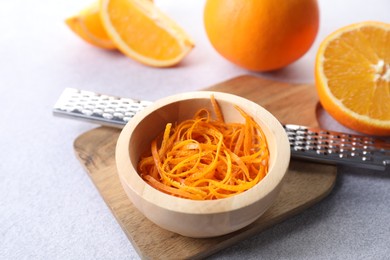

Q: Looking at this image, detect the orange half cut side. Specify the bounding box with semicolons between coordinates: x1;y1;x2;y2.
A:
315;21;390;136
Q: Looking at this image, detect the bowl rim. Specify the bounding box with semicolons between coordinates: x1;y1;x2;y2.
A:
115;91;290;215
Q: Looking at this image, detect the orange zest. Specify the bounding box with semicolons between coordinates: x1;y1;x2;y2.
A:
138;96;269;200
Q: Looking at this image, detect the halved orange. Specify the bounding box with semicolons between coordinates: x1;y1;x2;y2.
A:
65;2;116;50
315;21;390;136
100;0;194;67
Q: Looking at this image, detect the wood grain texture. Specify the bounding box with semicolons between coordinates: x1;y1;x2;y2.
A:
74;75;337;259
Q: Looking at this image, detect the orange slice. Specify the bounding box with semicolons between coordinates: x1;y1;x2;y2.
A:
99;0;194;67
65;2;116;50
315;21;390;136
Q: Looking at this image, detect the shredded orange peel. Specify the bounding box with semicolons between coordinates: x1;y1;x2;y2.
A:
138;96;269;200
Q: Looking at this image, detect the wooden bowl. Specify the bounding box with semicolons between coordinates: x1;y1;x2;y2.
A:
115;91;290;238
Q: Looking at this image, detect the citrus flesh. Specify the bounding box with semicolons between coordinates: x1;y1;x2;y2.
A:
100;0;194;67
315;21;390;136
65;2;116;50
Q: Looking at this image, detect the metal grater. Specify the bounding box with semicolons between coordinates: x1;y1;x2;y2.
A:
53;88;153;128
284;125;390;171
53;88;390;171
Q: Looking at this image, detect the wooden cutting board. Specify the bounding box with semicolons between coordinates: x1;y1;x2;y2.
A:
74;75;337;259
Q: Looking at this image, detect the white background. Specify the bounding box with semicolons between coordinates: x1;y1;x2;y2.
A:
1;0;389;259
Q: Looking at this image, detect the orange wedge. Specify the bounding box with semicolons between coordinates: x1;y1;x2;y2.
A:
65;2;116;50
99;0;194;67
315;21;390;136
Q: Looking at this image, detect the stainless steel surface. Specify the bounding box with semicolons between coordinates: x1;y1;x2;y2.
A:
53;88;390;171
284;124;389;171
53;88;152;128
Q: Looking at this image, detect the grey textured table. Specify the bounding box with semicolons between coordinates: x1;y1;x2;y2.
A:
1;0;389;259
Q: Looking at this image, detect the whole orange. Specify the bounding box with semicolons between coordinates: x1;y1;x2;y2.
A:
204;0;319;71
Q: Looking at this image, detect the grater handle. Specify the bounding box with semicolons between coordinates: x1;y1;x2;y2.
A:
53;88;390;171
